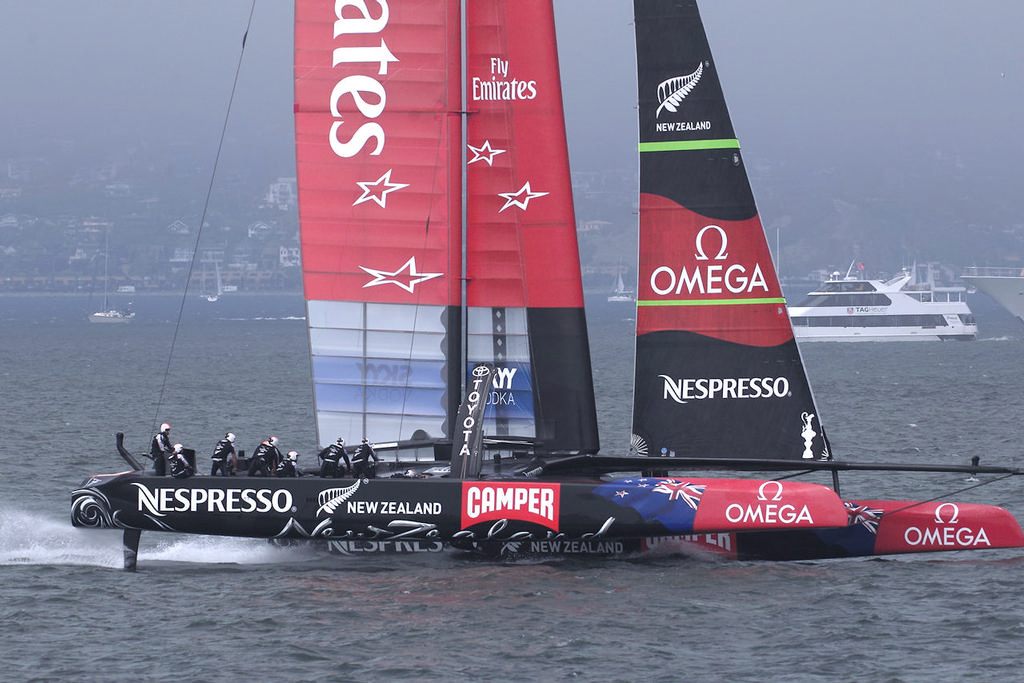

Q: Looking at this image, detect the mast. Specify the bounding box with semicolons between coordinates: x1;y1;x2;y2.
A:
102;228;109;310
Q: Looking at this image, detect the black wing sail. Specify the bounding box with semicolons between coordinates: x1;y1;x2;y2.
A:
630;0;830;463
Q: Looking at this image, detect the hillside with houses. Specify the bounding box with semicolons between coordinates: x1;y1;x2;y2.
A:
3;137;1023;297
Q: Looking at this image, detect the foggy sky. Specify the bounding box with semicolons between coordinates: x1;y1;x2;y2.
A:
2;1;1023;195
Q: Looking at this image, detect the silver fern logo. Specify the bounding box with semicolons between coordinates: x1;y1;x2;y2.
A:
656;63;703;118
317;480;362;516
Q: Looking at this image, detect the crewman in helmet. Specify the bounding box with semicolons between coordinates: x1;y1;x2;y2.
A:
276;450;301;477
317;436;351;478
150;423;173;476
168;443;194;479
247;435;282;477
351;437;379;479
211;432;238;476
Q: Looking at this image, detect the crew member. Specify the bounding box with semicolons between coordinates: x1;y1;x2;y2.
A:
168;443;194;479
276;451;300;477
351;437;378;479
150;423;173;476
211;432;238;476
248;436;281;477
318;436;350;478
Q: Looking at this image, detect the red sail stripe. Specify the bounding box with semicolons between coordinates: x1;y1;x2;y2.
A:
636;193;791;347
465;0;584;309
295;0;461;306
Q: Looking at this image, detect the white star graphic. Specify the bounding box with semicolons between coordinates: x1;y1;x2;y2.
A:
353;169;409;208
497;181;548;212
359;257;443;293
467;140;506;166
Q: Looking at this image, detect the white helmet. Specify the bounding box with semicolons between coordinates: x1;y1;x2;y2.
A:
226;432;236;443
173;443;183;453
270;436;279;446
336;437;344;445
160;423;171;432
288;451;298;462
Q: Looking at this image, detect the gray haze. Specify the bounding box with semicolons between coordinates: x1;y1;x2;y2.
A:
2;1;1023;275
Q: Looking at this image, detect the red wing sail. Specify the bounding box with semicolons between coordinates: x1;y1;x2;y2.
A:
465;0;598;454
630;0;828;462
295;0;597;455
295;1;462;446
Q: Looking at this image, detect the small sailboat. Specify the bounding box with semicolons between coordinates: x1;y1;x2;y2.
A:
88;230;134;323
607;263;635;303
201;262;224;303
72;0;1022;568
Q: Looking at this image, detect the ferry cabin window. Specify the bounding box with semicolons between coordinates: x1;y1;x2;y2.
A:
818;281;875;293
792;293;892;308
802;314;950;328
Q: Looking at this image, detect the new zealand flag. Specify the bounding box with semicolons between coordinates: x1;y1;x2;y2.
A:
811;502;882;556
592;477;705;532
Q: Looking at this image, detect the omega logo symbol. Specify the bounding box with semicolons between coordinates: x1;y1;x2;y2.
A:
757;481;783;502
694;225;728;261
934;503;960;525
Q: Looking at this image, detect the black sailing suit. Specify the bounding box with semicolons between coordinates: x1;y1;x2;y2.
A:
248;441;281;477
275;459;299;478
168;452;194;479
351;442;378;479
211;438;237;476
150;431;173;476
318;443;351;478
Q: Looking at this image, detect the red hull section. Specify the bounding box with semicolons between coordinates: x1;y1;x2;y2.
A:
687;478;847;531
867;500;1024;554
646;499;1024;560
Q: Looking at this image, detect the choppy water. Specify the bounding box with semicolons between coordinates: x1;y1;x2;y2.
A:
2;292;1024;682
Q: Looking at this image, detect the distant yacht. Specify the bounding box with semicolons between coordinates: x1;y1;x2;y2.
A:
89;308;135;323
201;262;224;303
789;261;976;342
89;231;134;323
961;266;1024;325
607;263;635;303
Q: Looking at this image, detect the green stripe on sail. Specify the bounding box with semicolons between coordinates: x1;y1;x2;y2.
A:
638;139;740;152
638;297;786;307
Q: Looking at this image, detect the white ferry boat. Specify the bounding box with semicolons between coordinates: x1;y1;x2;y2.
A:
961;267;1024;325
790;262;977;342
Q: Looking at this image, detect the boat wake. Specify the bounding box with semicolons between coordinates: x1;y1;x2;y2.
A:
143;535;318;566
0;506;123;568
0;505;315;568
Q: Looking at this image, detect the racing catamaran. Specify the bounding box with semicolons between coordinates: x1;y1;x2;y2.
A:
72;0;1022;568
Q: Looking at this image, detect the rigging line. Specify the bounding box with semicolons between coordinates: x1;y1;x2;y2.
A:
878;473;1018;519
388;83;456;446
149;0;259;439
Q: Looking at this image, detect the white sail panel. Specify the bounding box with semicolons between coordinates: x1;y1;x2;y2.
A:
308;300;449;444
467;305;534;437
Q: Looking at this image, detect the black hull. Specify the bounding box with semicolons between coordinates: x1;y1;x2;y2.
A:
71;472;703;545
73;469;1024;567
